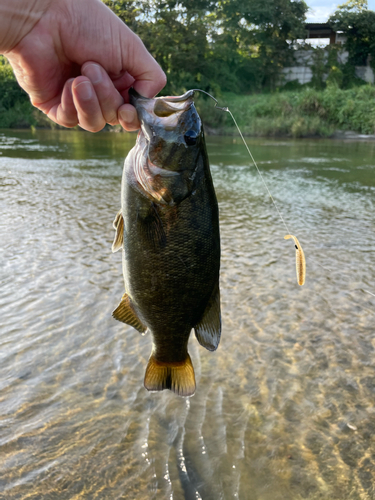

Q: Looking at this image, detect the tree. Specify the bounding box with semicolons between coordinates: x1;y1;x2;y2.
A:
103;0;308;93
329;0;375;69
336;0;368;12
206;0;309;90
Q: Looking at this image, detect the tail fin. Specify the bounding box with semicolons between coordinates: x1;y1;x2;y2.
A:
144;354;196;397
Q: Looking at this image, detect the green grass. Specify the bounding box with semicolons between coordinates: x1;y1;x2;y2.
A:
195;85;375;137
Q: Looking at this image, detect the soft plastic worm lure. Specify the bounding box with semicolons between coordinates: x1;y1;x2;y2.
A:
284;235;306;286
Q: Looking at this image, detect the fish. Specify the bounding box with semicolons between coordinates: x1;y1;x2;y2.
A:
112;88;221;397
284;234;306;286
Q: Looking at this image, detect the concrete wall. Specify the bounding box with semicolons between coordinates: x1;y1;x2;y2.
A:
282;50;374;85
355;63;374;84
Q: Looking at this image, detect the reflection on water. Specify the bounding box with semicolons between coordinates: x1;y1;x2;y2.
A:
1;129;375;499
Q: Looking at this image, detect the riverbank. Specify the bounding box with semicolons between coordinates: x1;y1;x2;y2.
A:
1;84;374;139
195;85;375;138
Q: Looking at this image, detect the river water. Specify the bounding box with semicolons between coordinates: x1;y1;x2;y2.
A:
1;129;375;499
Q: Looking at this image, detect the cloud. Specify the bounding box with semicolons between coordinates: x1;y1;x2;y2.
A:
306;2;339;22
305;0;375;23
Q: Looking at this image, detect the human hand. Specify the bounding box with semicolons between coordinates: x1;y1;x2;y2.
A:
1;0;166;132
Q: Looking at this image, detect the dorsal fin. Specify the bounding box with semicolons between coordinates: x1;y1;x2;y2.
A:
112;293;147;334
194;281;221;351
112;210;124;253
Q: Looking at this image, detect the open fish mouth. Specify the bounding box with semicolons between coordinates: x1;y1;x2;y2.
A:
129;88;195;122
129;87;194;104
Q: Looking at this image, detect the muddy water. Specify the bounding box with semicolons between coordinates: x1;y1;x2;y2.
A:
1;129;375;499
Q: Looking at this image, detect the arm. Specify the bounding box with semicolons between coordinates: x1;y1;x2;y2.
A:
0;0;166;131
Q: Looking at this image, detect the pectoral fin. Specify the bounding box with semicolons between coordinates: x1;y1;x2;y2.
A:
112;293;147;334
112;210;124;253
138;202;166;249
194;282;221;351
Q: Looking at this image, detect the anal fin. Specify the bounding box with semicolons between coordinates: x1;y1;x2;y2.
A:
112;293;147;334
194;281;221;351
112;209;124;253
144;354;196;397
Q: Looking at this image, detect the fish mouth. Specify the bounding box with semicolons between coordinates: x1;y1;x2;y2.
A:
158;90;195;103
129;88;195;118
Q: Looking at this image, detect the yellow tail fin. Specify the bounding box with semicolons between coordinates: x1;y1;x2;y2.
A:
144;354;196;397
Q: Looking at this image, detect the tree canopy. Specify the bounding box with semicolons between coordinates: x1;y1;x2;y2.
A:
329;0;375;69
103;0;308;94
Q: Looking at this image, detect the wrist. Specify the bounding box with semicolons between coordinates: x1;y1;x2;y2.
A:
0;0;53;52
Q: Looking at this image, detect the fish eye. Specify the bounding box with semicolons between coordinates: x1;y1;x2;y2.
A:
184;130;198;146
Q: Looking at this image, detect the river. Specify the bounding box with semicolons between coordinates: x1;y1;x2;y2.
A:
1;129;375;499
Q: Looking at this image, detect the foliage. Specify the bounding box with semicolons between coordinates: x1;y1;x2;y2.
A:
215;0;308;89
103;0;308;94
198;85;375;137
0;56;34;127
0;56;28;110
295;42;368;92
329;0;375;70
0;55;61;128
309;47;328;90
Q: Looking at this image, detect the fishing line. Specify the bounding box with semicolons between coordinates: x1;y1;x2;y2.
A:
191;89;306;285
192;89;290;233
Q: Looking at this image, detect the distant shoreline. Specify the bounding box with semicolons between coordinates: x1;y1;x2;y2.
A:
2;86;375;139
2;125;375;141
202;126;375;141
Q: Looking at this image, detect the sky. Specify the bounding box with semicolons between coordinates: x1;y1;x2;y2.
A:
305;0;375;22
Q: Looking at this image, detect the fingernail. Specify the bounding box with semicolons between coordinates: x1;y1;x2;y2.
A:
74;81;93;101
119;108;136;123
84;63;102;85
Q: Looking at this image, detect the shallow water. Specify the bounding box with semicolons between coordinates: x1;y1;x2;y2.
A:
1;129;375;499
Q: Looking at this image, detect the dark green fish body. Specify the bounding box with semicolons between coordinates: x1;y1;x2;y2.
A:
112;89;221;397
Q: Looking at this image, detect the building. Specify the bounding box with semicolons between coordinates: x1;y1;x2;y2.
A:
305;23;337;45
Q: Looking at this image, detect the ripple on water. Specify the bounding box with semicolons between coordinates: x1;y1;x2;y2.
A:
1;131;375;499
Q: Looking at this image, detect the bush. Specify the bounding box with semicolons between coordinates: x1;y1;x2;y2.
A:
0;56;29;111
198;85;375;137
0;55;59;129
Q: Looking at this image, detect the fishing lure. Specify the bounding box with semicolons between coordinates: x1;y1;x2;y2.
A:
284;235;306;286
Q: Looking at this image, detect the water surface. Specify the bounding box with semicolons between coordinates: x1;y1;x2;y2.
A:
1;129;375;499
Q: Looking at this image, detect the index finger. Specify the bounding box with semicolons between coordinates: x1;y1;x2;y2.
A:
119;30;166;99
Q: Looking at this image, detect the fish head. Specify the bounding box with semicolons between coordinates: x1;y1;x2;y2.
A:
129;88;203;178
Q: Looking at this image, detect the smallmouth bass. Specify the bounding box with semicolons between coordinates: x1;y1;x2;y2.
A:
112;89;221;397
